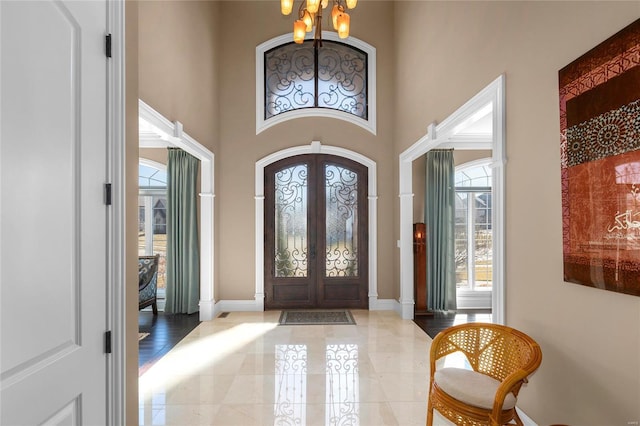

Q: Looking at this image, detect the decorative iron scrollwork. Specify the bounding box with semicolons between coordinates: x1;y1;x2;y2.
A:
275;165;309;277
317;43;367;118
265;40;368;120
325;164;358;277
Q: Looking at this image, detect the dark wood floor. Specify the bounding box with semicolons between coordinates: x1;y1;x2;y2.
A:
413;309;492;339
138;311;201;375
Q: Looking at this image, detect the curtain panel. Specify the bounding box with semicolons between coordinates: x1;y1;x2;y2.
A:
165;148;200;314
425;149;457;311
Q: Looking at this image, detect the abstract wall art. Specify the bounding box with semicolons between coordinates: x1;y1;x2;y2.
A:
559;18;640;297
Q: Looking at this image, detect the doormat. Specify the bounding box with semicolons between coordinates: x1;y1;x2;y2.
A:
278;310;356;326
138;332;150;341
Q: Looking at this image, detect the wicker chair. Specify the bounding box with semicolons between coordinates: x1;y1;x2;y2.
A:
138;255;159;315
427;323;542;426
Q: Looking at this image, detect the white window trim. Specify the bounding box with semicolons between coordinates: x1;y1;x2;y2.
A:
256;32;377;135
456;158;493;185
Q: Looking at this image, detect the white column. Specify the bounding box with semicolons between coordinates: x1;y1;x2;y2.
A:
255;194;265;310
399;154;415;319
367;195;379;309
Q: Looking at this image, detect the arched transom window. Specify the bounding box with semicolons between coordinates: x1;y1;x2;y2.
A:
265;40;367;120
256;32;377;135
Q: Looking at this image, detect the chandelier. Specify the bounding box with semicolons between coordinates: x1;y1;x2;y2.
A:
280;0;357;46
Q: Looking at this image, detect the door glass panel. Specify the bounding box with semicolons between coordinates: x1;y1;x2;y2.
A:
455;191;493;291
455;192;469;289
474;192;492;290
275;164;308;277
139;163;168;294
325;164;358;277
138;194;167;291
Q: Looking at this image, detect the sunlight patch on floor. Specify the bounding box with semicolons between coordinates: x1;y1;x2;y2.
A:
139;322;278;394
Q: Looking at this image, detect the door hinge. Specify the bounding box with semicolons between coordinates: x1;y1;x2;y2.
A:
104;331;112;354
105;34;112;58
104;183;112;205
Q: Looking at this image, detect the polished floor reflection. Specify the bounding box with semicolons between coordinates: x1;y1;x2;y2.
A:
139;310;445;425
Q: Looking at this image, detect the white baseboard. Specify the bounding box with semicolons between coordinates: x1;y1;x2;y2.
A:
199;299;216;321
370;298;402;315
211;298;404;317
456;290;492;310
215;299;262;313
516;407;537;426
150;297;413;321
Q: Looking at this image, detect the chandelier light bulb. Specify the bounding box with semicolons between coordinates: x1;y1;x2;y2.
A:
293;20;306;43
321;0;329;9
307;0;320;14
331;4;343;30
337;12;350;39
281;0;294;15
302;10;314;32
346;0;357;9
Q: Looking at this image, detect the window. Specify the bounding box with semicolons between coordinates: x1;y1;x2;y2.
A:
139;161;167;297
265;40;367;120
256;33;377;134
454;161;492;292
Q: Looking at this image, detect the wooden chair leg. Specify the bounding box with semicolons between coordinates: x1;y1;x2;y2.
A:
152;301;158;315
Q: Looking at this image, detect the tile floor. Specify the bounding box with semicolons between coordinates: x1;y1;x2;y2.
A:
138;310;453;425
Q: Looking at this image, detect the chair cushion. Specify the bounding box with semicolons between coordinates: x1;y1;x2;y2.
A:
434;368;517;410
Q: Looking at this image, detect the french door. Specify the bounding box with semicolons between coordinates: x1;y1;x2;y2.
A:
265;154;368;309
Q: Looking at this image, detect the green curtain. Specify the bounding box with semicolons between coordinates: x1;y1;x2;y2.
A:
165;148;200;314
425;149;457;311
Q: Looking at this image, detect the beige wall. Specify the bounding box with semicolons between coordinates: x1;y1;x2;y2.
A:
395;2;640;424
138;1;221;150
217;1;397;300
454;150;492;167
139;148;167;165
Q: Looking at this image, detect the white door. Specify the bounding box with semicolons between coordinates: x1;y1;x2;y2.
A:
1;1;109;425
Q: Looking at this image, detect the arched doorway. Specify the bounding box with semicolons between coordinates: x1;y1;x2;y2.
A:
264;154;369;309
255;141;380;311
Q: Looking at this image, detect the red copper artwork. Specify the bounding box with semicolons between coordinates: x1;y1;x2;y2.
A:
558;18;640;296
